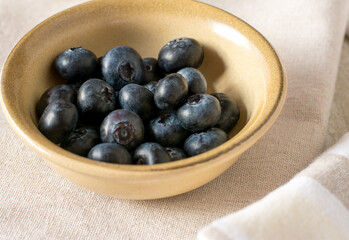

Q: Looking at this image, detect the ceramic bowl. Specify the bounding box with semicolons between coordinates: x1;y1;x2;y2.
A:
0;0;286;199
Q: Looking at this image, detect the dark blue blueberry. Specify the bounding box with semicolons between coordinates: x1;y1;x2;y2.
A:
36;84;76;117
100;109;144;150
143;58;164;83
149;111;188;146
165;147;187;161
102;46;145;90
133;142;171;165
119;84;155;120
55;47;98;82
143;81;158;95
177;94;221;132
61;127;100;157
177;67;207;95
183;128;228;157
158;38;204;73
154;73;188;110
211;93;240;133
38;100;78;144
88;143;132;164
77;78;117;121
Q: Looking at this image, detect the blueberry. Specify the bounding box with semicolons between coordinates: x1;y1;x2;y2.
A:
183;128;228;157
100;109;144;150
149;111;188;146
133;142;171;165
177;67;207;95
158;37;204;73
177;94;221;132
165;147;187;161
36;84;76;117
211;93;240;133
143;81;158;95
88;143;132;164
102;46;145;90
38;100;78;144
154;73;188;110
61;127;100;157
119;84;155;120
77;78;117;119
55;47;98;82
143;58;164;83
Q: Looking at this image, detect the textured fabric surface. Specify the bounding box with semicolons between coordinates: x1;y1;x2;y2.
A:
325;37;349;147
199;177;349;240
1;0;349;239
198;134;349;240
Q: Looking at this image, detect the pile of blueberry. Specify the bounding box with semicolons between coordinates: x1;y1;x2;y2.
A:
37;37;240;165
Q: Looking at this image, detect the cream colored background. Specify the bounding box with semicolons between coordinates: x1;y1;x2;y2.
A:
1;0;349;239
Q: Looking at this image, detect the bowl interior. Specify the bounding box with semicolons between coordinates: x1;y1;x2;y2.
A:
1;0;285;173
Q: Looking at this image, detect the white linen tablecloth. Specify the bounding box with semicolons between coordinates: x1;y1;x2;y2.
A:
1;0;349;239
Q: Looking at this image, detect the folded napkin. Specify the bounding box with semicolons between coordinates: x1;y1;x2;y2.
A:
0;0;349;239
198;133;349;240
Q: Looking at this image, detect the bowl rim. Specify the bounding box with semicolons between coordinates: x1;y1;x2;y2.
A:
0;0;287;176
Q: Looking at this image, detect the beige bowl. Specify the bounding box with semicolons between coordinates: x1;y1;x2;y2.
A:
0;0;286;199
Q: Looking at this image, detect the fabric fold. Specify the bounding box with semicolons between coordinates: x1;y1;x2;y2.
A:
198;133;349;240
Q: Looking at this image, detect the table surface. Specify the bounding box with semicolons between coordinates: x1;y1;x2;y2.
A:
325;37;349;148
0;1;348;239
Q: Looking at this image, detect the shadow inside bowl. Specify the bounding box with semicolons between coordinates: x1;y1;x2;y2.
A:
200;44;226;93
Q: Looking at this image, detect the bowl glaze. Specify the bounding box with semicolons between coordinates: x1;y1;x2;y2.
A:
0;0;286;199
